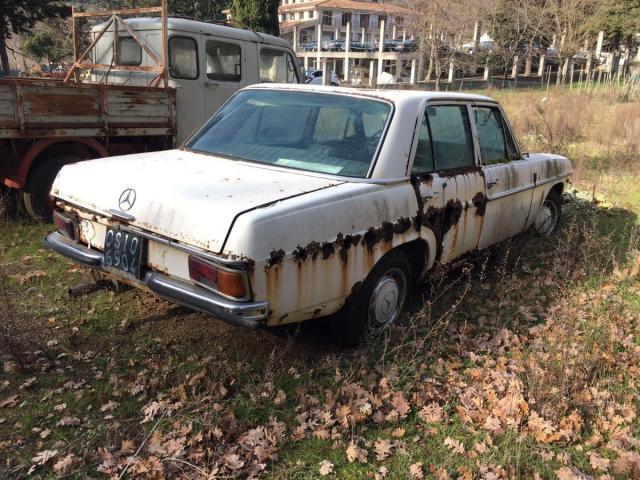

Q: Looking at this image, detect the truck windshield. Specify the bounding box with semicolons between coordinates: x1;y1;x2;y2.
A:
187;90;392;178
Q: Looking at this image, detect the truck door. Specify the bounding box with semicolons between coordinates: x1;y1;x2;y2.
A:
473;104;532;249
168;35;205;144
203;37;247;118
257;46;302;84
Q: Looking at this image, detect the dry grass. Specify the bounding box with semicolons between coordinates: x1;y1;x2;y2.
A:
493;87;640;181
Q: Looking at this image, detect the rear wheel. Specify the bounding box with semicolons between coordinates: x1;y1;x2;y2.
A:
23;155;79;221
533;189;562;236
332;249;411;346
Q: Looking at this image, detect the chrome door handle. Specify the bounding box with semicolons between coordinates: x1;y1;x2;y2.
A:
421;191;440;200
487;179;499;188
205;80;219;87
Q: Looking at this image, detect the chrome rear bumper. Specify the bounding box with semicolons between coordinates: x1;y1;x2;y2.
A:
44;232;268;328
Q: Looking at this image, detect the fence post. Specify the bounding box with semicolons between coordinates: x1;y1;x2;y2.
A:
343;20;351;82
377;18;385;80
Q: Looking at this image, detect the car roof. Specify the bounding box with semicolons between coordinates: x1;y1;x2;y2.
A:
92;17;291;48
245;83;497;104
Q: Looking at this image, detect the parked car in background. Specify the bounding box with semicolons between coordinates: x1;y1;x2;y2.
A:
45;84;571;345
321;40;345;51
305;69;340;86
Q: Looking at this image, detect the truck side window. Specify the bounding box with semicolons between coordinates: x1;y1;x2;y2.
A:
474;106;509;165
428;105;474;170
169;36;198;80
206;40;241;82
118;37;142;66
411;112;434;174
259;49;299;83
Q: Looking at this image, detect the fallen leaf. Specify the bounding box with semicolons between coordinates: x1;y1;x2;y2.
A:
57;417;81;427
53;454;74;474
0;395;18;408
100;400;119;412
319;459;334;476
374;438;393;461
346;442;367;463
444;437;465;455
588;452;610;472
32;449;58;465
409;462;424;479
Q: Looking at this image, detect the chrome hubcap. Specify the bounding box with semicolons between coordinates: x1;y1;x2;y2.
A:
368;267;407;330
534;201;558;236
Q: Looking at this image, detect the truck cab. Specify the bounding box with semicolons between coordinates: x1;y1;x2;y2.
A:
90;17;302;142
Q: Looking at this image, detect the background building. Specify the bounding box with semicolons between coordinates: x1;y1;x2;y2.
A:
278;0;418;85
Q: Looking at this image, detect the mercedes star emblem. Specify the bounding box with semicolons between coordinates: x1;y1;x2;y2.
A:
118;188;136;211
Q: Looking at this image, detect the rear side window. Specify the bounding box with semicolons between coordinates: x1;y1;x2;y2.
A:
259;48;299;83
206;40;241;82
427;105;475;170
118;37;141;66
412;112;434;173
169;36;198;79
474;107;509;165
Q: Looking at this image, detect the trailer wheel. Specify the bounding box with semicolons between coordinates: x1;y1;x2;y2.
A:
23;155;78;221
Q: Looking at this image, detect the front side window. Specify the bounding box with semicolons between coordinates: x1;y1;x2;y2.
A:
169;36;198;80
259;49;299;83
360;14;369;28
322;11;333;25
427;105;475;170
342;12;351;26
118;36;142;66
206;40;241;82
474;107;509;165
188;90;392;178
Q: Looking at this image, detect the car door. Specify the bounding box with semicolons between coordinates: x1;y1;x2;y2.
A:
410;102;486;264
473;103;534;249
168;35;205;144
203;36;247;118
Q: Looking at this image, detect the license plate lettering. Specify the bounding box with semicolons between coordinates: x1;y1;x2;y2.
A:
103;227;144;279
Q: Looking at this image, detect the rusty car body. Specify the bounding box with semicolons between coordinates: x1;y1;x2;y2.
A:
44;84;572;344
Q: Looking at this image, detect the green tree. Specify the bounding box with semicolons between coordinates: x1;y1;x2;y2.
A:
584;0;640;48
231;0;279;36
23;28;70;63
0;0;70;75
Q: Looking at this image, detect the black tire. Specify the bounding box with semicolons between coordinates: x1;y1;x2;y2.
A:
331;249;412;346
23;155;79;221
533;188;562;236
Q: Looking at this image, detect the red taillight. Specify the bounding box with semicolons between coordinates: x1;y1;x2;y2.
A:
188;256;218;288
188;256;247;299
53;211;77;240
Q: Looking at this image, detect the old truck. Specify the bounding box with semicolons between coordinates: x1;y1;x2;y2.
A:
0;3;302;219
44;84;572;344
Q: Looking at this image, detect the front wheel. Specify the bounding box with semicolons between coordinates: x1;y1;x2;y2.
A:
331;250;411;346
533;189;562;236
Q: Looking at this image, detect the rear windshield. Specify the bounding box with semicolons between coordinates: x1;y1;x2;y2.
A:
187;90;392;177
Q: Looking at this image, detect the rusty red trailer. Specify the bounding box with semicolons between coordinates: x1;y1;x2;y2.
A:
0;78;176;219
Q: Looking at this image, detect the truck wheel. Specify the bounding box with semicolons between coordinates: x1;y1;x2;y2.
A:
332;249;411;346
533;189;562;236
23;156;78;221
